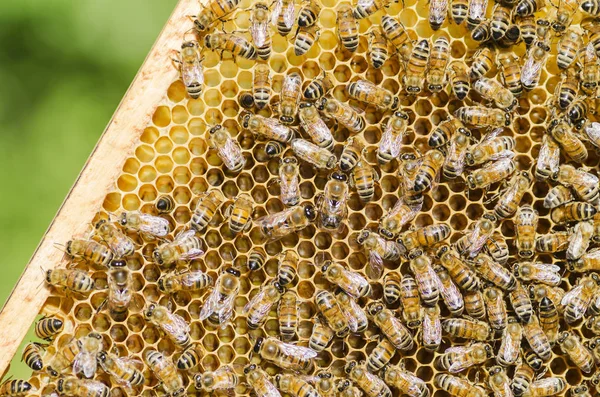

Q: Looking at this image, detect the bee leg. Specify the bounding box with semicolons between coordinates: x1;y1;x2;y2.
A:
244;220;253;232
96;299;108;314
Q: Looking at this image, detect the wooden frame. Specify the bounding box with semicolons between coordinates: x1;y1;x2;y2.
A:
0;0;195;376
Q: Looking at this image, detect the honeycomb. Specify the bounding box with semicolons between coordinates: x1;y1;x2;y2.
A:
9;0;600;395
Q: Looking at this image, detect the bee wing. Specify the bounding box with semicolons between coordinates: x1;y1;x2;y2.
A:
501;328;520;362
561;284;583;307
175;229;197;242
444;345;470;355
271;0;282;25
282;0;295;28
278;341;318;359
251;21;269;47
568;226;589;260
484;149;515;162
465;223;487;257
139;214;170;237
258;378;282;397
219;138;244;170
379;128;404;159
182;56;204;87
218;291;238;324
244;286;268;314
422;311;441;346
340;269;369;298
366;251;384;280
480;128;504;143
162;313;190;336
531;263;561;285
574;170;599;189
74;351;98;378
200;287;219;320
118;356;144;370
584;122;600;144
521;53;545;86
337;294;360;333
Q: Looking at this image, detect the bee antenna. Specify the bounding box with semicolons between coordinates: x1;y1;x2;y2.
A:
53;242;66;252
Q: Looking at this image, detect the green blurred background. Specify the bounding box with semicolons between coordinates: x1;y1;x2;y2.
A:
0;0;178;378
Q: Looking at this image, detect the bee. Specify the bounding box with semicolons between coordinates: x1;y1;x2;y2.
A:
547;118;587;163
551;202;597;224
471;20;491;42
398;223;451;253
357;231;403;280
512;360;534;396
348;80;398;110
97;350;144;388
515;205;538;258
466;0;487;29
538;296;560;344
399;273;423;328
381;365;429;397
381;15;412;57
434;374;488;397
464;290;486;319
337;4;359;52
515;0;545;16
91;221;134;260
275;374;320;397
443;129;470;179
46;268;95;294
571;248;600;273
436;245;480;291
35;316;63;341
145;303;190;348
351;158;379;203
174;40;204;99
200;267;240;325
407;250;440;307
118;211;169;238
404;39;430;94
278;157;301;207
413;149;445;193
277;250;299;286
250;3;271;60
244;364;281;397
153;229;204;266
379;199;417;239
513;262;561;286
490;4;511;40
204;33;257;60
321;261;370;299
448;60;470;100
272;0;295;36
304;72;333;100
265;141;285;158
521;38;550;90
435;264;463;314
156;195;175;214
535;134;560;181
398;154;425;209
497;318;522;366
319;97;366;134
422;305;442;351
567;97;590;128
244;281;284;329
344;361;392;397
378;111;408;165
383;272;401;304
456;106;512;129
557;29;583;70
427;35;450;92
195;365;238;392
551;0;579;31
527;378;567;396
298;0;321;27
295;25;321;56
429;117;469;148
291;139;337;169
455;215;497;259
470;47;495;80
55;332;104;378
175;344;203;370
102;259;132;319
562;273;600;323
581;43;600;95
158;270;212;294
544;185;574;209
191;189;226;232
474;77;516;111
428;0;448;30
485;232;509;264
442;317;491;341
66;238;113;267
554;164;600;202
278;290;298;341
530;283;566;313
467;158;516;190
557;331;595;373
367;338;396;372
335;289;368;333
258;204;316;241
252;63;271;109
299;103;333;151
243;114;295;143
253;336;317;372
497;53;523;97
367;302;414;350
144;350;185;397
56;378;108;397
315;290;350;336
523;314;552;361
508;282;533;323
367;27;389;69
225;194;254;234
483;285;507;330
193;0;240;31
488;366;512;397
310;316;335;351
279;72;303;124
492;172;530;219
473;254;518;291
22;342;44;371
571;385;592;397
466;130;515;167
567;220;594;260
518;15;537;46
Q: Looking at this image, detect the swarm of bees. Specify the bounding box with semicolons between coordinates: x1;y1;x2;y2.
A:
10;0;600;395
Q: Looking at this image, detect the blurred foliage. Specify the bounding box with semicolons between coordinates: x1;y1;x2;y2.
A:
0;0;178;378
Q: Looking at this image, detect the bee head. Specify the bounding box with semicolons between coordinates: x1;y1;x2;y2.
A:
253;337;264;353
391;96;399;110
152;249;163;265
173;388;186;397
366;302;383;316
57;379;65;392
337;379;351;392
244;364;256;374
321;260;333;273
304;204;317;221
225;267;241;277
299;102;312;109
242;113;251;129
408;249;423;260
316;98;327;111
157;276;167;292
435;245;449;259
280;115;294;124
379;227;393;239
209;125;222;135
97;351;108;363
356;230;369;244
203;35;212;47
557;331;569;344
145;304;156;319
344;361;357;374
466;175;476;189
65;240;73;255
95;219;107;229
428;84;442;91
503;112;512;126
273;281;285;293
110;259;126;269
46;270;53;283
331;172;347;182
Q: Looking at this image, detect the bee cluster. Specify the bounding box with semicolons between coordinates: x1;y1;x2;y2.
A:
9;0;600;395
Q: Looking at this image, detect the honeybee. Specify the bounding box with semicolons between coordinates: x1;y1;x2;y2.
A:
158;270;213;294
335;289;368;333
544;186;574;209
351;158;379;203
526;377;567;396
366;338;396;372
367;27;389;69
571;247;600;273
530;283;566;313
448;61;470;100
348;79;398;110
429;117;469;148
56;378;108;397
434;374;487;397
277;290;298;341
535;134;560;181
551;202;597;224
413;149;445;193
156;195;175;214
252;63;271;109
277;250;299;286
398;223;451;253
35;316;63;341
104;259;132;319
97;350;144;388
466;130;515;168
381;365;429;397
509;282;533;324
497;53;523;97
250;4;271;60
380;15;410;54
538;296;560;343
66;238;113;267
407;250;440;307
357;230;403;280
256;204;317;241
470;47;495;80
335;137;363;172
272;0;295;36
295;25;321;56
436;245;480;291
299;103;333;151
191;189;226;232
174;40;204;99
443;129;470;179
399;273;423;328
175;344;203;370
321;261;370;299
455;215;496;259
490;4;511;40
291;139;337;169
518;15;537;46
497;318;522;366
404;39;430;94
426;35;450;92
200;267;240;325
279;72;303;124
344;361;392;397
275;374;320;397
46;268;95;294
244;281;284;329
378;111;408;165
382;273;401;305
422;305;442;351
473;254;518;291
298;0;321;27
398;154;425;209
547;118;587;163
523;314;552;361
243;114;295;143
557;331;595;373
244;364;281;397
253;336;317;372
486;232;509;264
488;366;512;397
225;194;254;234
153;229;204;266
204;33;257;60
562;273;600;323
554;164;600;202
118;211;169;238
379;199;417;239
512;360;535;396
474;77;517;111
556;29;583;70
581;43;600;95
367;302;414;350
195;365;238;392
471;20;491;42
567;221;593;260
513;262;561;286
466;0;488;29
310;315;335;351
492;171;529;219
483;285;507;330
515;205;538;258
571;385;592;397
193;0;240;31
22;342;44;371
337;4;359;52
304;72;333;100
436;265;464;316
315;290;350;336
318;97;366;134
467;158;516;190
144;350;185;397
66;332;105;378
442;317;491;341
277;157;301;207
521;39;549;90
456;106;512;129
145;303;190;348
